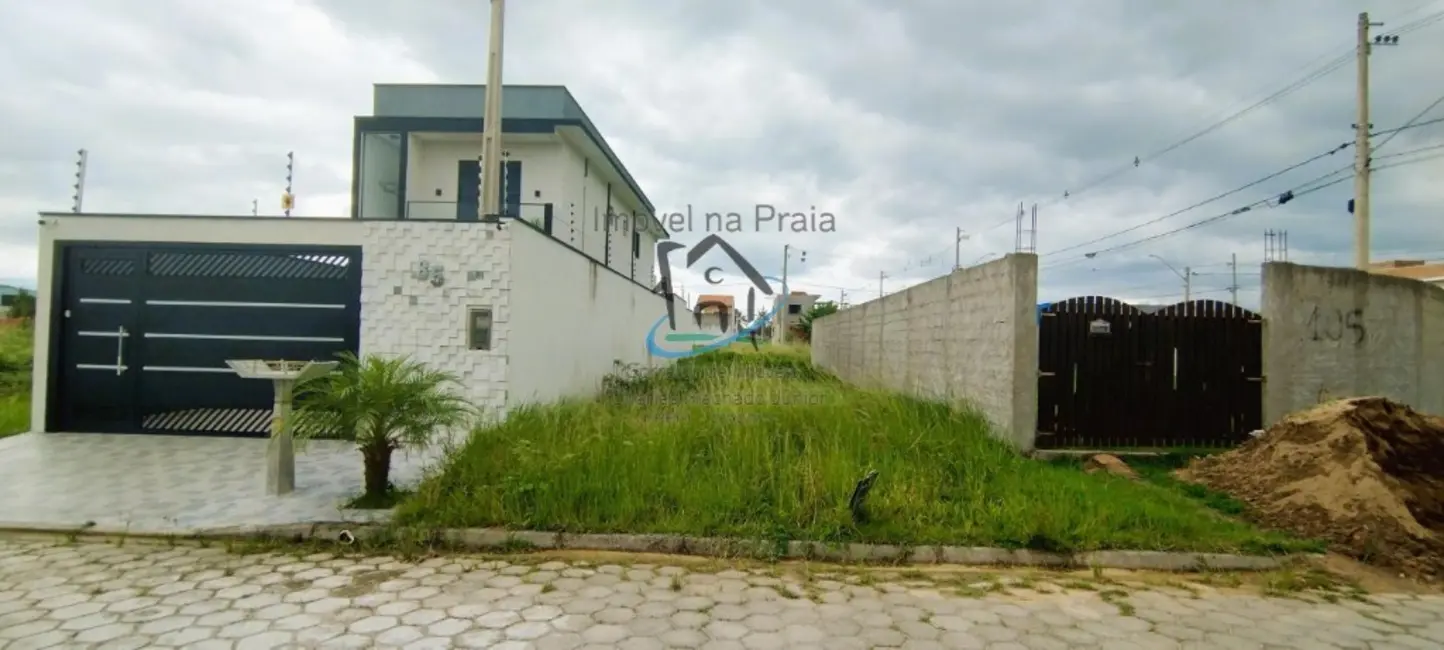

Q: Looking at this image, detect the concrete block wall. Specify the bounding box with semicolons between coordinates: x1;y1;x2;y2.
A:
1262;262;1444;423
359;221;511;415
811;254;1039;450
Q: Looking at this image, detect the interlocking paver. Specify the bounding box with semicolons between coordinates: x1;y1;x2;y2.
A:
1;539;1443;649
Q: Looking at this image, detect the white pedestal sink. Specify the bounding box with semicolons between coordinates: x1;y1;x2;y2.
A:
226;359;340;496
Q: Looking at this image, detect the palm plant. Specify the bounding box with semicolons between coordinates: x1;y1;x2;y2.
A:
293;352;473;504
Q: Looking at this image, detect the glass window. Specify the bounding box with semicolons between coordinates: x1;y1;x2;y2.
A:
468;307;493;350
359;133;403;219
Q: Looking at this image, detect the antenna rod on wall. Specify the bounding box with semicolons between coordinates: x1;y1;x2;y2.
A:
283;151;295;217
71;148;88;213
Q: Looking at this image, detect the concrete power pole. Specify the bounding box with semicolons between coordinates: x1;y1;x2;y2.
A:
1230;252;1241;306
839;288;847;308
777;244;806;343
1184;267;1192;302
877;271;887;375
778;245;791;344
952;228;971;270
479;0;507;220
1353;11;1377;270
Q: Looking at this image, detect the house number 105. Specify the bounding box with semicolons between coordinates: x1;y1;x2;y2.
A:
1306;305;1365;345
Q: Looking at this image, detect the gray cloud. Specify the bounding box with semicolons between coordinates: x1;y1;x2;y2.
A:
2;0;1442;313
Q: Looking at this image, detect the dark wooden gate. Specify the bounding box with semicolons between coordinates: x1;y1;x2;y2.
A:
1036;296;1262;449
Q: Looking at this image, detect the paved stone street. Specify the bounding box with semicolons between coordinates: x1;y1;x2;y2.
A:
0;433;447;531
2;538;1443;649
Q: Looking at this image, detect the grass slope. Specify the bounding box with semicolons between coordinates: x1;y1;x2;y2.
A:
0;323;30;436
397;349;1315;555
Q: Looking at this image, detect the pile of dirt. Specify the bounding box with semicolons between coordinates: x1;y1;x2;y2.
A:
1178;397;1444;580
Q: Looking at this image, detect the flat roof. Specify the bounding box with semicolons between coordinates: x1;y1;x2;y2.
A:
365;84;657;216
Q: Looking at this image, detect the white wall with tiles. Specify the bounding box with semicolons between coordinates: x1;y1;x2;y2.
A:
359;221;512;416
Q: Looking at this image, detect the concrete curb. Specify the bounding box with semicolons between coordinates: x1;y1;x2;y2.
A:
0;520;1306;572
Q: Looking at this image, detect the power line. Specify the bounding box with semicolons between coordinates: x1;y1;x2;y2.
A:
1036;114;1444;262
1039;153;1443;271
1370;115;1444;138
1041;142;1352;257
1373;93;1444;153
1373;150;1444;171
1375;142;1444;160
979;7;1444;235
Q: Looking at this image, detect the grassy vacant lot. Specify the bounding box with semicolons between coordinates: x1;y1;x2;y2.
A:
0;322;31;436
398;349;1316;555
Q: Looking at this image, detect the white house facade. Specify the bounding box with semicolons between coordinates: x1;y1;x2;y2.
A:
27;84;693;437
355;84;664;286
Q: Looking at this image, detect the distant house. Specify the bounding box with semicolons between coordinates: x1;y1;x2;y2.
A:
694;294;736;331
774;291;821;317
0;285;24;308
1369;259;1444;287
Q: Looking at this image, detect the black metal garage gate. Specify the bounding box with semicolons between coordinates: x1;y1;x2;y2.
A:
49;243;362;436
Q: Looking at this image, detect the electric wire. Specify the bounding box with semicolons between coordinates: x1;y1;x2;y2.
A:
976;6;1444;234
1373;93;1444;153
1035;116;1444;262
1040;143;1353;258
1038;153;1444;271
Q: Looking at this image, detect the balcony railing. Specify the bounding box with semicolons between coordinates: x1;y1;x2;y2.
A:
404;201;553;233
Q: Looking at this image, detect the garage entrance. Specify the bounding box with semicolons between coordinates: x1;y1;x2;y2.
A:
49;243;362;436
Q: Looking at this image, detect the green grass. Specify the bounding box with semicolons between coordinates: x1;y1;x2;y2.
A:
0;323;31;437
397;350;1317;555
1046;451;1252;517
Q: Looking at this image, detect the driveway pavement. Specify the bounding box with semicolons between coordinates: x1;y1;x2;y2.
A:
1;538;1442;649
0;433;447;532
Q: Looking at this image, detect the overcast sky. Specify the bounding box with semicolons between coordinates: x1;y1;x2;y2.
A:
2;0;1443;311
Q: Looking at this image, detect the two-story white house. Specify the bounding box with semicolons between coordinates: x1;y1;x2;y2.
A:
26;83;695;438
352;84;665;284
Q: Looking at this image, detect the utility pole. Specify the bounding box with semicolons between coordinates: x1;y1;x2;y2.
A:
1229;253;1239;306
777;244;806;343
283;151;294;217
252;199;258;217
1150;254;1193;302
839;288;847;308
71;149;88;213
479;0;507;220
877;271;887;376
952;228;971;270
1354;12;1377;270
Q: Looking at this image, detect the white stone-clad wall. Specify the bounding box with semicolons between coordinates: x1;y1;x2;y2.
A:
359;221;512;416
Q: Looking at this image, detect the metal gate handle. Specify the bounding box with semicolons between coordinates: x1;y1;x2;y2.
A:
115;326;127;376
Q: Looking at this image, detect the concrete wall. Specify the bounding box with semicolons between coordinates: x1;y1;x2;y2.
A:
810;254;1039;450
507;225;692;406
1262;261;1444;423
